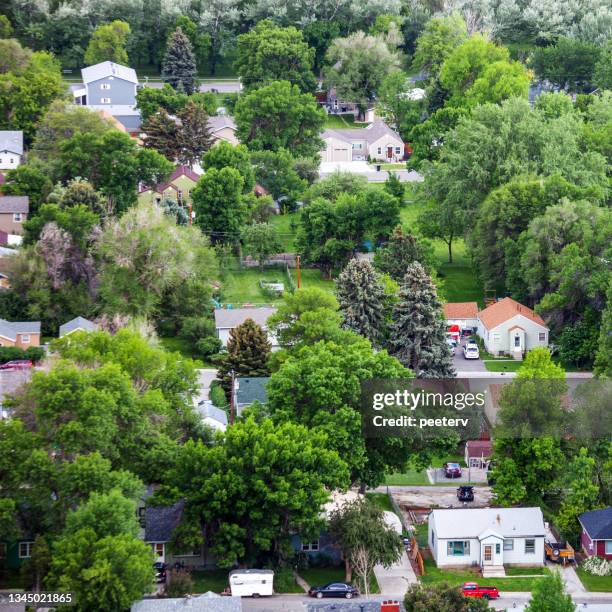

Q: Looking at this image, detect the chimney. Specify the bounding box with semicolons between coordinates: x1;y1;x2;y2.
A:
496;514;501;525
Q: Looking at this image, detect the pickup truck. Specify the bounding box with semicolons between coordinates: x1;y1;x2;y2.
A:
462;582;500;600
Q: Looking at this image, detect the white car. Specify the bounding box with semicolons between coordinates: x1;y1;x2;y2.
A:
463;343;480;360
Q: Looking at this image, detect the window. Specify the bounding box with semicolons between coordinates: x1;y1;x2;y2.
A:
100;97;111;104
302;540;319;552
377;147;382;155
539;332;546;341
13;213;23;222
495;543;501;554
514;334;521;348
0;543;6;559
152;543;164;557
492;333;500;343
605;541;612;555
447;541;470;556
352;143;362;150
525;539;535;554
178;190;183;202
100;83;111;90
9;158;13;164
20;334;30;344
395;146;401;154
503;539;514;551
19;541;34;558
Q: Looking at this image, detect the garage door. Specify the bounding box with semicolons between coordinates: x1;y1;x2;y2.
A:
331;147;350;162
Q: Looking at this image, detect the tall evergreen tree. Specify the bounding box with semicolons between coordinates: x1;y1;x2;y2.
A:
336;259;387;348
390;262;455;377
177;101;213;166
142;111;181;160
217;319;271;400
162;27;197;95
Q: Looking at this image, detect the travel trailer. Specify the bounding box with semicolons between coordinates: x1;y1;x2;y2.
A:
228;569;274;597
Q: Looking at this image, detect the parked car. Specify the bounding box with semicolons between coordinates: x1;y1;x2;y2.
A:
308;583;359;599
462;582;500;600
457;485;474;502
0;360;32;370
153;562;167;583
463;342;479;359
444;462;462;478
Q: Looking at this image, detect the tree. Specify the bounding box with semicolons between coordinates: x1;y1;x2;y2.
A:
84;20;131;66
20;535;51;593
174;15;211;73
464;59;531;107
235;20;316;93
0;15;12;38
593;41;612;90
251;149;307;204
594;282;612;376
136;85;216;124
411;13;468;78
418;196;464;264
390;262;455;378
325;32;401;118
141;110;181;161
2;163;53;216
384;171;405;203
156;418;348;566
374;225;436;282
305;172;368;204
162;27;197;94
234;81;325;157
404;582;489;612
242;223;281;268
524;572;574;612
328;497;403;595
0;38;32;73
203;141;255;193
191;167;247;244
217;319;271;399
336;259;387;348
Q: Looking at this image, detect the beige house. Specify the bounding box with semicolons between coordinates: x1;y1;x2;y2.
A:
207;115;239;146
138;166;201;208
321;120;404;163
477;297;549;358
0;319;41;348
0;196;28;239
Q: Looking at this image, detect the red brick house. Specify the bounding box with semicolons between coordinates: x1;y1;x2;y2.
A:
578;507;612;560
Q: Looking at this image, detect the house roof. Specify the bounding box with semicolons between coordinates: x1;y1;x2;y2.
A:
478;297;547;330
235;377;270;407
144;499;185;542
197;401;228;427
141;165;201;195
0;196;29;214
0;131;23;156
59;316;98;337
444;302;479;320
430;507;546;539
82;61;138;84
131;593;242;612
465;440;492;458
0;319;41;341
207;115;236;133
321;120;402;146
578;507;612;540
214;308;277;330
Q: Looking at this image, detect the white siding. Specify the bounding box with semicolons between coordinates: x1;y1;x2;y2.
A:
479;314;548;356
0;152;21;170
322;136;351;162
217;327;279;351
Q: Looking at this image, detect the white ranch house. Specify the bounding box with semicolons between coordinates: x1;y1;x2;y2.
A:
477;297;549;358
428;508;546;575
321;120;404;163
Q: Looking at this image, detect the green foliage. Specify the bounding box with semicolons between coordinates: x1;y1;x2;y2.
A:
0;346;45;363
136;85;216;124
384;172;405;203
593;41;612;90
524;571;574;612
84;20;130;65
242;223;282;267
464;58;530;107
251;149;307;204
20;535;51;592
404;582;489;611
165;569;194;597
23;203;99;247
203;141;255;193
235;80;326;157
235;19;316;93
305;172;368;204
0;15;13;38
162;27;198;94
2;163;53;216
174;15;210;72
594;282;612;376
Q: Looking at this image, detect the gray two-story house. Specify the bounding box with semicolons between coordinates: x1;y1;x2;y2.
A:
72;61;141;134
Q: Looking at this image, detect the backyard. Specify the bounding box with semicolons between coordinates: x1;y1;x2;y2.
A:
384;453;464;486
323;114;366;129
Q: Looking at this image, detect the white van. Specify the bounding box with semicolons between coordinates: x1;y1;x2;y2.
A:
228;569;274;597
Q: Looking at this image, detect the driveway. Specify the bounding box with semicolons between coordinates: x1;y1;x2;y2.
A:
376;485;494;510
141;80;241;93
374;549;417;596
319;161;423;183
453;339;487;374
194;368;217;404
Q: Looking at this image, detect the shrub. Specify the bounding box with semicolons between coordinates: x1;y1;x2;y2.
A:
582;556;612;576
165;569;194;597
273;568;297;592
0;346;45;363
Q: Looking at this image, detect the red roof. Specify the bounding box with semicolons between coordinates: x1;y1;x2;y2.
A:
465;440;492;458
141;165;201;195
478;297;546;330
444;302;479;320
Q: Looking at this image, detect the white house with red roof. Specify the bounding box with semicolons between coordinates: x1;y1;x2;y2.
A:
476;297;549;358
443;302;479;332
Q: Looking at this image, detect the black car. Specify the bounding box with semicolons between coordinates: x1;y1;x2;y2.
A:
153;562;167;583
457;485;474;502
308;582;359;599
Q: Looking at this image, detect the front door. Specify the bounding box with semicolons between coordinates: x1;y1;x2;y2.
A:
483;545;493;565
387;146;393;159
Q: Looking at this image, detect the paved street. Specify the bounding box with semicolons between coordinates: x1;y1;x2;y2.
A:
140;80;242;93
375;485;494;510
319;161;423;183
195;368;217;404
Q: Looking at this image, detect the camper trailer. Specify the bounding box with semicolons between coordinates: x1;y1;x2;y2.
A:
228;569;274;597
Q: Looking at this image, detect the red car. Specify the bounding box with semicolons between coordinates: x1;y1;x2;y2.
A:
444;462;462;478
462;582;500;600
0;360;32;370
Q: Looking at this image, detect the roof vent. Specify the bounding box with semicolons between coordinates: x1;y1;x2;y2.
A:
496;514;501;524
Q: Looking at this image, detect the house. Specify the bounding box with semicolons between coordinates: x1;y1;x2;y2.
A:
59;316;98;337
444;302;479;333
578;507;612;560
321;120;404;163
214;308;278;350
477;297;549;358
0;318;41;348
132;593;242;612
0;272;9;289
233;377;270;415
464;440;492;469
1;535;35;570
138;165;201;209
73;61;141;134
428;508;546;572
196;400;228;432
207;115;239;146
0;196;28;242
0;131;24;170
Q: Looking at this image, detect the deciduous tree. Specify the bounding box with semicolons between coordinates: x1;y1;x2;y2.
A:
84;20;131;66
203;141;255;193
525;572;574;612
242;223;282;268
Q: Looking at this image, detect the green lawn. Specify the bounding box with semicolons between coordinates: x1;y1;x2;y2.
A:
324;114;366;129
300;566;379;593
505;567;548;576
484;360;524;373
415;522;428;548
421;558;551;591
576;567;612;592
191;569;229;594
159;336;204;362
365;492;394;513
384;453;464;486
269;213;298;251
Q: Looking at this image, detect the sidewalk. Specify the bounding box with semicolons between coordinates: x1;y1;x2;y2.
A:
373;550;417;597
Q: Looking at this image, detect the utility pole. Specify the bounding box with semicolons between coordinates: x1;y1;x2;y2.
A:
296;255;301;289
229;370;236;425
188;200;193;226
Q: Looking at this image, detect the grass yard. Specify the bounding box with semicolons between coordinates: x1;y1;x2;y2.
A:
291;268;335;294
191;569;230;594
365;492;394;513
159;336;204;362
421;558;551;591
324;114;366;129
575;567;612;592
219;267;288;306
269;213;298;251
415;522;428;548
484;360;524;373
384;453;464;486
300;566;380;593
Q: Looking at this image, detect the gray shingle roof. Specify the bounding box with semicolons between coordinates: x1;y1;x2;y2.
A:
579;507;612;540
0;196;29;214
144;500;185;542
321;120;402;145
131;593;242;612
197;401;228;426
0;319;41;341
59;316;98;337
207;116;236;132
0;131;23;156
235;377;270;408
82;61;138;84
214;308;276;330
